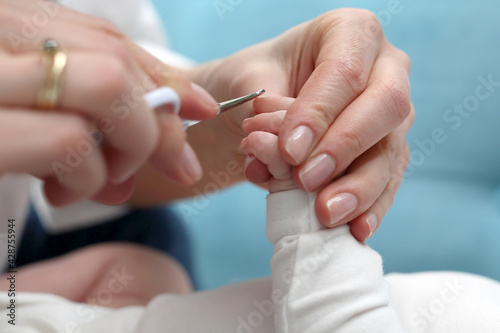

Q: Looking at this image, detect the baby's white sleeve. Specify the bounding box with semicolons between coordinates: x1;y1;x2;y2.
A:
267;189;404;333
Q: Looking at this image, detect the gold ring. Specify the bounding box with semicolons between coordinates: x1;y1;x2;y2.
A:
37;40;67;110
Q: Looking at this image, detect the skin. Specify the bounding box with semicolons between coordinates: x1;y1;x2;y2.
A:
242;96;414;241
0;0;219;207
1;4;413;239
130;9;414;241
0;2;414;303
0;243;191;308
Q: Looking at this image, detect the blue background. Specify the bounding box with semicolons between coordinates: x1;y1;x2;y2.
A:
151;0;500;290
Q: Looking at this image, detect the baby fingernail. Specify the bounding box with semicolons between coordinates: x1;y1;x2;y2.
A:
299;153;336;192
366;213;378;239
182;142;203;182
285;126;314;164
327;193;357;226
191;83;218;109
244;155;256;173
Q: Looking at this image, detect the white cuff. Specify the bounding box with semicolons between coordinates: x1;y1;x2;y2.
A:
266;189;321;246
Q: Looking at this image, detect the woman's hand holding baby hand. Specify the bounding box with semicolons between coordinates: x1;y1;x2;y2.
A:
242;95;413;242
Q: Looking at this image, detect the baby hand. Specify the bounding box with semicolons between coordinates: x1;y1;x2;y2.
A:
241;96;297;193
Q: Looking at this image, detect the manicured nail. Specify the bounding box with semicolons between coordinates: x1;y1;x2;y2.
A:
299;153;336;192
191;82;218;108
327;193;358;226
182;142;203;182
366;213;378;239
285;126;314;164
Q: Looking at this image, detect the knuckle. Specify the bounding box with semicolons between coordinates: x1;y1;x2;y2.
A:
338;127;364;157
306;100;336;129
353;9;383;34
334;57;368;96
92;56;130;99
313;8;384;43
377;79;412;125
349;8;380;23
337;8;383;40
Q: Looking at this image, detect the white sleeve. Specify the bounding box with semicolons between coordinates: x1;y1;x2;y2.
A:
5;188;500;332
267;189;404;332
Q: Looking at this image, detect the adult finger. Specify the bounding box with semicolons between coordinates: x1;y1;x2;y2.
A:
0;51;161;184
0;5;219;121
0;109;107;206
349;144;410;242
295;45;411;192
148;107;203;185
314;105;414;231
279;9;385;165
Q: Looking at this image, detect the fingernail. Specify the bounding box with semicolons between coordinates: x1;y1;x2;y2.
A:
191;82;218;108
182;142;203;182
244;155;256;173
299;153;336;192
285;126;314;164
366;213;378;239
327;193;358;226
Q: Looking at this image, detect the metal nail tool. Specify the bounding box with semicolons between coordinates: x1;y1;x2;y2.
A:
144;88;265;129
217;89;266;113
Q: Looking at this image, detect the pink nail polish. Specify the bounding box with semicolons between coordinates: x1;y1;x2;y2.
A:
327;193;358;226
299;153;336;192
285;126;314;164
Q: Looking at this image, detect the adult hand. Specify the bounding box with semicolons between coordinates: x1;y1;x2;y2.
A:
191;8;412;241
0;0;218;206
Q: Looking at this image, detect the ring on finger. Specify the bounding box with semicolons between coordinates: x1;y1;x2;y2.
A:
37;40;67;110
